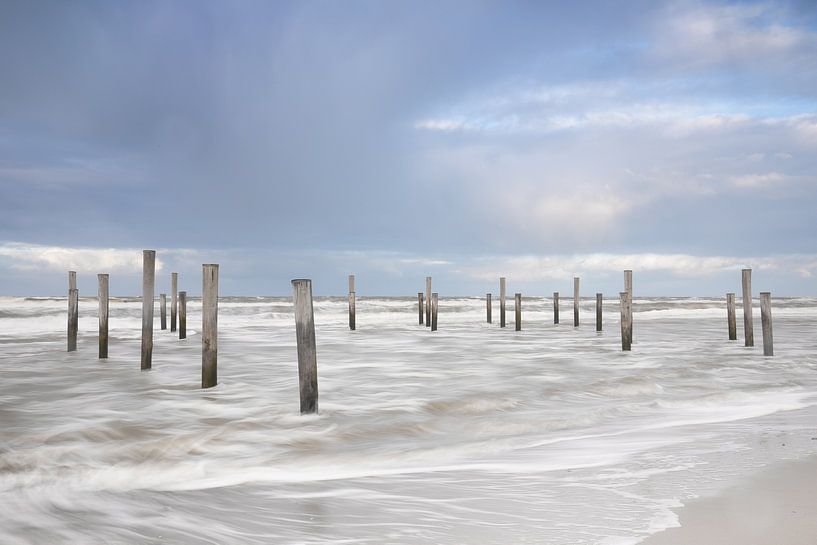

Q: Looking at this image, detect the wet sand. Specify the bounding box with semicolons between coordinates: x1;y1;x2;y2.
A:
640;455;817;545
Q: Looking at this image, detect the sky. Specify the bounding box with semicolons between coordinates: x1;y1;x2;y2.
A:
1;0;816;296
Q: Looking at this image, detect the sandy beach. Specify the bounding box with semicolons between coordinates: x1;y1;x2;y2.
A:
641;455;817;545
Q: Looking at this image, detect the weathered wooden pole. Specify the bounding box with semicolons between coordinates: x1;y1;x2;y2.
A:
500;277;506;328
141;250;155;370
418;292;424;325
67;288;78;352
202;264;219;389
348;274;355;331
760;292;773;357
292;279;318;414
178;291;187;339
620;292;632;351
514;293;521;331
160;293;167;330
596;293;603;332
573;277;580;327
624;270;633;341
553;292;559;324
431;292;438;331
170;272;178;332
425;277;432;327
742;269;754;347
486;293;492;323
726;292;737;341
98;274;109;359
67;271;78;352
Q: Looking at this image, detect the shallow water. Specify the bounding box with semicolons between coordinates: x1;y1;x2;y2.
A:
1;295;816;544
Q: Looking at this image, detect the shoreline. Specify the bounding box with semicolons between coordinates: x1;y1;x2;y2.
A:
639;454;817;544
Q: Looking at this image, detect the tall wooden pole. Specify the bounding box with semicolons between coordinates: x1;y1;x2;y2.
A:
553;292;559;324
141;250;155;370
742;269;754;347
624;270;633;341
620;292;632;351
67;271;78;352
178;291;187;340
160;293;167;330
760;292;773;357
486;293;492;323
418;292;424;325
170;272;178;332
596;293;603;332
514;293;521;331
425;277;432;327
348;274;355;331
573;277;580;327
431;292;438;331
726;292;737;341
500;277;506;328
292;279;318;414
98;274;109;358
202;264;219;388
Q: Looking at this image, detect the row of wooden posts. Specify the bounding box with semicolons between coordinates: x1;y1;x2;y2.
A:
67;252;775;415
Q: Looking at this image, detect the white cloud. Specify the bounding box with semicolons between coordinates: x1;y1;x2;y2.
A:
729;172;788;189
0;243;165;273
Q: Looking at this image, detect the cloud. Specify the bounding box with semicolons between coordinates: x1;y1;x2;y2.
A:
729;172;788;188
0;243;165;274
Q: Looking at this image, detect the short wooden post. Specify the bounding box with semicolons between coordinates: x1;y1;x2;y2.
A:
486;293;492;323
202;264;219;389
292;279;318;414
67;288;78;352
760;292;773;356
141;250;155;370
573;277;580;327
98;274;109;358
620;292;632;351
170;272;178;332
514;293;521;331
726;292;737;341
553;292;559;324
418;292;424;325
178;291;187;339
67;271;78;352
500;277;506;328
742;269;754;347
348;274;355;331
596;293;603;332
425;277;432;327
624;270;633;341
160;293;167;330
431;292;438;331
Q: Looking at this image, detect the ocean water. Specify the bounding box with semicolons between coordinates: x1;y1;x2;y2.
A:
1;295;816;544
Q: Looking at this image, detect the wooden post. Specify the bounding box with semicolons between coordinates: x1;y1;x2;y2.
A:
500;277;506;328
742;269;754;347
141;250;155;370
596;293;603;332
67;271;78;352
202;264;219;389
178;291;187;339
348;274;355;331
624;270;633;341
573;277;580;327
160;293;167;330
726;292;737;341
292;279;318;414
425;277;432;327
486;293;492;323
553;292;559;324
98;274;109;358
620;292;632;351
67;288;78;352
760;292;773;357
514;293;521;331
171;272;178;332
431;292;438;331
418;292;424;325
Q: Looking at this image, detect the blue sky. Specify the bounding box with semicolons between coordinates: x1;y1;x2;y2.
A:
1;0;816;296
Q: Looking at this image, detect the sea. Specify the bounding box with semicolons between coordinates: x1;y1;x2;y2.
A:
1;295;816;544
